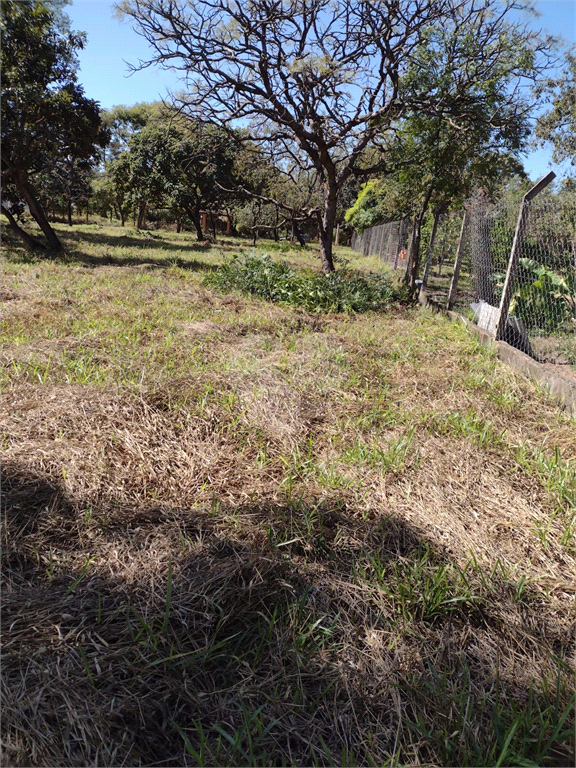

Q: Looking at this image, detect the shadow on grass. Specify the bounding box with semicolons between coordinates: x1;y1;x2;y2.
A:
2;226;237;271
2;462;574;768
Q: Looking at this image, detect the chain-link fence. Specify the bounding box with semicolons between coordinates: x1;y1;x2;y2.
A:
350;185;576;370
350;212;465;295
350;219;411;269
464;189;576;366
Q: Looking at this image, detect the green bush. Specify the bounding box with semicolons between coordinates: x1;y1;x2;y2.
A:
204;253;396;313
511;258;575;333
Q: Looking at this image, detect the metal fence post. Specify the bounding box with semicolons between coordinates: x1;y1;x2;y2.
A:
494;171;556;341
446;208;470;310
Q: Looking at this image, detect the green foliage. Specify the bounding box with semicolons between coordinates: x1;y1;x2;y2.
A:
535;49;576;168
1;0;107;247
104;116;238;233
510;259;575;333
344;180;389;234
100;102;164;161
204;254;396;313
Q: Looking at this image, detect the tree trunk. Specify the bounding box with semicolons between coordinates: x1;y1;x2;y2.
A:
409;218;423;290
14;169;62;250
2;208;47;251
137;203;147;230
319;186;337;274
273;208;279;241
292;219;306;246
188;207;205;241
67;200;72;227
176;218;182;233
404;216;419;285
419;209;441;301
407;186;435;291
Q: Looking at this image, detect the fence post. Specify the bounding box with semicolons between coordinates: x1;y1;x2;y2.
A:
437;221;448;276
379;224;387;260
377;225;384;258
393;220;404;270
446;208;470;310
383;223;392;262
494;171;556;341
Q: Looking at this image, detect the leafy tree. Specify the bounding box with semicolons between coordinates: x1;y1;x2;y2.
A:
1;0;107;250
100;102;164;161
230;146;321;244
117;0;552;274
535;49;576;169
346;110;526;290
90;171;118;221
105;151;133;226
37;154;94;225
105;116;238;236
167;122;238;240
102;104;174;226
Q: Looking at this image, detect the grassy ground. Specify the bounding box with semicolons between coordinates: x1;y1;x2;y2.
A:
2;222;575;767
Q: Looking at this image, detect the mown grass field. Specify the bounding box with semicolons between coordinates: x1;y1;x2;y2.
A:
2;222;575;767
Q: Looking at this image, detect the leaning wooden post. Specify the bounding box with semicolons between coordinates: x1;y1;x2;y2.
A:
446;208;470;310
494;171;556;340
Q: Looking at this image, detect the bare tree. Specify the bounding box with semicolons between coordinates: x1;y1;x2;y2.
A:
117;0;551;273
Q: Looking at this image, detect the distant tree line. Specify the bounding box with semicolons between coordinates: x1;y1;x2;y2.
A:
2;0;573;290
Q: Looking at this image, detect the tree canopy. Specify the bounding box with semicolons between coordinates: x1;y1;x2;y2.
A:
116;0;552;273
1;0;107;250
104;114;239;236
345;108;526;288
535;49;576;170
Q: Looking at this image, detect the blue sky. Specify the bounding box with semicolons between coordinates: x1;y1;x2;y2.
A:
67;0;576;181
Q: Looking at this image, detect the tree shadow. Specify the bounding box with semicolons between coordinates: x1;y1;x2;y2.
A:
2;225;242;271
2;462;574;767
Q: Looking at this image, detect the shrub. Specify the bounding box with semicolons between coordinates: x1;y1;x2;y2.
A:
511;258;575;333
204;253;396;313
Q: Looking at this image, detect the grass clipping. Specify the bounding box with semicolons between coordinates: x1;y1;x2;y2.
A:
204;253;397;313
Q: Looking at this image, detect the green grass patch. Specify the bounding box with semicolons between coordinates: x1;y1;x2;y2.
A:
422;407;507;448
2;224;574;768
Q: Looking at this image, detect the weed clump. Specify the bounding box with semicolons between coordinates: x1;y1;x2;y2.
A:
205;253;396;313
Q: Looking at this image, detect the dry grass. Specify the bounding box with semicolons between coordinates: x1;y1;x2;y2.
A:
1;223;575;767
